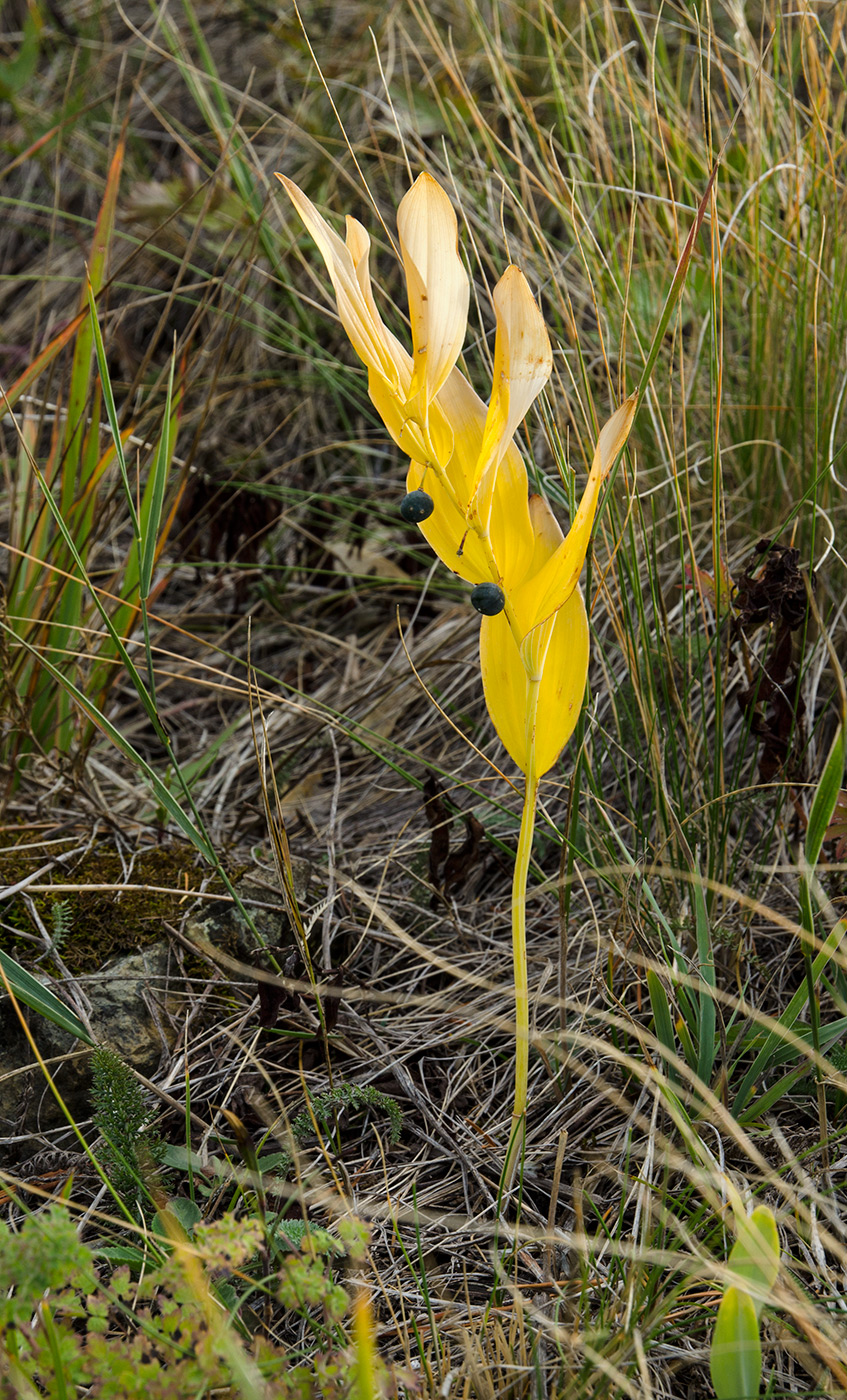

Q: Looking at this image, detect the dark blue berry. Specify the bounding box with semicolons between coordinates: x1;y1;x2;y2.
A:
399;489;434;523
470;582;506;616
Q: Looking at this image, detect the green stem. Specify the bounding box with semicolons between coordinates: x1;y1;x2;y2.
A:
503;680;541;1191
422;424;543;1190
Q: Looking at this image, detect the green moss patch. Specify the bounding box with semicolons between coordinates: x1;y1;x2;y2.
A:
0;831;234;975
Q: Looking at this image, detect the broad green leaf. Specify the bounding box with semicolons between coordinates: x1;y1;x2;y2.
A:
805;724;845;870
154;1198;203;1239
710;1285;761;1400
647;969;680;1083
160;1144;227;1177
727;1207;780;1319
94;1246;148;1268
0;949;94;1047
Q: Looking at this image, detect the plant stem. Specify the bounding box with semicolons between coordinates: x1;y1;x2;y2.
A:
503;680;540;1191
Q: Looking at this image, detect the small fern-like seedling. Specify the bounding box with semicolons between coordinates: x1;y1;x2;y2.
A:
90;1047;165;1200
50;898;73;949
829;1043;847;1074
292;1081;402;1147
265;1082;402;1185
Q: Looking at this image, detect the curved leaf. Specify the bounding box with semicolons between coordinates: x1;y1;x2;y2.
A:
710;1285;761;1400
480;587;588;775
0;949;93;1047
727;1207;780;1319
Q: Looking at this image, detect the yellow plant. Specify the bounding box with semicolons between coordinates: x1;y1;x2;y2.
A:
278;171;636;1182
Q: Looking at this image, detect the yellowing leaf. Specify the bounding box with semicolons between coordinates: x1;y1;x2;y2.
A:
527;491;564;559
370;368;453;468
472;266;553;497
279;170;633;782
520;394;637;635
406;456;490;583
398;172;470;408
480;588;588;775
277;175;410;396
406;366;536;586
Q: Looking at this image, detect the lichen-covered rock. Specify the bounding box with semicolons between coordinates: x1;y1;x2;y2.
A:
0;943;177;1136
184;866;312;964
0;867;312;1141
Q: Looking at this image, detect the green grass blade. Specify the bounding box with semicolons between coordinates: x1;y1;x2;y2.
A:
85;279;139;538
0;5;42;100
647;969;679;1085
60;137;125;519
732;725;845;1117
732;913;847;1118
805;723;845;874
6;425;162;735
0;950;94;1047
634;165;718;404
139;348;178;598
166;1;280;265
693;865;717;1088
738;1062;809;1123
72;702;217;865
7;629;216;865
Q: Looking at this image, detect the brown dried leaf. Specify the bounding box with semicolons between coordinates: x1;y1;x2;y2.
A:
423;771;451;889
443;813;485;896
256;949;301;1029
735;540;811;631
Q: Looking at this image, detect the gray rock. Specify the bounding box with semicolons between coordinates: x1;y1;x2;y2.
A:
0;867;312;1143
0;942;177;1137
183;865;312;964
